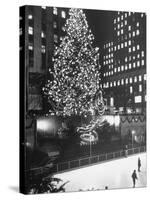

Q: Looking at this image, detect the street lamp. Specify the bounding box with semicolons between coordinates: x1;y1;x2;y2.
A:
131;130;135;148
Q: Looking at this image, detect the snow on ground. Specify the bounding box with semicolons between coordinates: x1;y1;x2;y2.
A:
53;153;147;192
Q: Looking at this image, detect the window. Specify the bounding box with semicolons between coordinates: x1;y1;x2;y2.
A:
135;96;142;103
118;80;120;86
121;43;124;48
129;77;132;83
53;21;57;28
137;61;140;67
139;84;142;92
118;24;120;29
142;60;144;66
28;14;33;19
117;17;120;22
41;31;45;38
114;19;116;24
61;10;66;18
136;22;139;27
125;20;127;25
118;66;120;72
128;26;131;31
129;33;131;38
133;62;136;68
28;45;33;50
41;45;45;53
114;81;116;86
110;97;114;107
141;51;144;57
121;15;123;20
53;7;57;15
125;65;128;70
125;13;127;17
130;86;133;94
125;42;127;47
139;75;142;81
144;74;146;81
121;79;124;85
125;57;127;62
129;48;131;53
54;34;58;43
118;45;120;50
137;45;140;50
121;65;124;71
129;63;131;69
114;68;117;73
128;40;131;45
133;31;135;37
121;29;123;34
117;31;120;36
110;82;112;87
126;78;128;84
136;30;140;35
134;76;137;82
28;26;33;35
133;46;135;51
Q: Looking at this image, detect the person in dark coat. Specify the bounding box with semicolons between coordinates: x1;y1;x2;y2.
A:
131;170;138;188
138;157;141;172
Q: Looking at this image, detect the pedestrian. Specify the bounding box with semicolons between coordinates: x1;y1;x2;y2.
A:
138;157;141;172
131;170;138;188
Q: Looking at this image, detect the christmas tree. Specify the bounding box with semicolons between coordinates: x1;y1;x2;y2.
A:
43;8;105;140
44;8;105;115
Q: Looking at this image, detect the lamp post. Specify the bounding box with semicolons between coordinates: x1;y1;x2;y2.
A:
132;130;135;148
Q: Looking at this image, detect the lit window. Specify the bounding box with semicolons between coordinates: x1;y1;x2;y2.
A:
118;67;120;72
125;13;127;17
117;17;120;22
129;12;131;16
125;20;127;25
121;79;124;85
128;40;131;45
54;34;58;43
141;13;144;18
42;6;46;9
135;96;142;103
133;56;135;60
129;77;132;83
41;45;45;53
142;60;144;66
141;51;144;57
121;29;123;34
121;22;123;27
129;63;131;69
53;7;57;15
117;31;120;36
28;26;33;35
129;48;131;53
137;54;140;58
121;65;124;71
118;24;120;29
133;31;135;37
125;78;128;84
129;33;131;38
136;22;139;27
136;30;140;35
125;65;128;70
110;82;112;87
118;45;120;50
53;21;57;28
121;43;124;48
125;42;127;47
118;80;120;86
28;14;33;19
128;26;131;31
114;19;116;24
137;45;140;50
114;81;116;86
134;76;137;82
28;45;33;50
144;74;146;81
61;10;66;18
139;75;142;81
114;46;116;51
121;15;123;20
139;84;142;92
133;62;136;68
114;68;117;73
130;86;133;94
133;46;135;51
137;61;140;67
41;31;45;38
125;57;127;62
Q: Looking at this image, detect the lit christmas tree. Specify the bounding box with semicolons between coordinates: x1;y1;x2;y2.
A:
43;8;106;141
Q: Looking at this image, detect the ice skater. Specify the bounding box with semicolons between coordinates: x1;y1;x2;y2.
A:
131;170;138;188
138;157;141;172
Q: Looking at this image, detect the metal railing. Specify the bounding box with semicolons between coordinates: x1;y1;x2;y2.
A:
26;145;146;175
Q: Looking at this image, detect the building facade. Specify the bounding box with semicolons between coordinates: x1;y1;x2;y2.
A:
101;11;146;115
20;6;68;113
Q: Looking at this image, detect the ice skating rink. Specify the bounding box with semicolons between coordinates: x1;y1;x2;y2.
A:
53;153;146;191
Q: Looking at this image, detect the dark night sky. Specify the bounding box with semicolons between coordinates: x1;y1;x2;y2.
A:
84;9;117;49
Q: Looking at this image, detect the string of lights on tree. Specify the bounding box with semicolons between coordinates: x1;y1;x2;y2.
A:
43;8;105;121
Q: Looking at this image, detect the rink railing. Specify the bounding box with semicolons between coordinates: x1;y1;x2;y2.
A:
27;145;146;175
